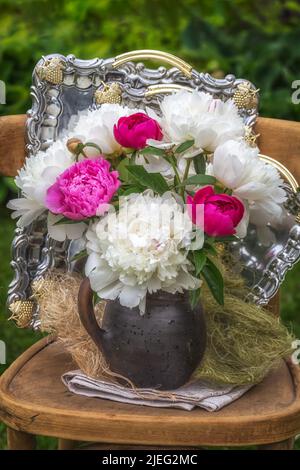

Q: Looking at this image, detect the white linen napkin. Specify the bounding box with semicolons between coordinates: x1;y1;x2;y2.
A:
62;370;251;412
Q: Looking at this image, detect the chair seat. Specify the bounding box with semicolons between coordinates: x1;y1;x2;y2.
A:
1;337;300;447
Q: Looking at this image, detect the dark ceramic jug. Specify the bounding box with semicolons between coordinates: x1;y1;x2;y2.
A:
78;278;206;390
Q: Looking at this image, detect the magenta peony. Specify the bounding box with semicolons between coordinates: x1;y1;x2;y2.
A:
113;112;163;149
45;158;120;220
187;185;244;237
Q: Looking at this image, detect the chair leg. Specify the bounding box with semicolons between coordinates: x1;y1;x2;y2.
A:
58;438;78;450
258;438;295;450
7;427;36;450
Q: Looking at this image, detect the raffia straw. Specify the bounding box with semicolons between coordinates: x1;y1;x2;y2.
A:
194;259;294;385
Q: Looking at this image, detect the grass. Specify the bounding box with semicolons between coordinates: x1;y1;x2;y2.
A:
0;207;299;449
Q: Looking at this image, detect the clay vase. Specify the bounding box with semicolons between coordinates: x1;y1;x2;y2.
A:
78;278;206;390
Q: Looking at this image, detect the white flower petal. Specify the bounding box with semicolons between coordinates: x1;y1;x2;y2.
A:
235;204;249;239
119;285;147;309
213;149;244;189
211;140;286;223
7;197;40;210
7;198;45;227
85;192;198;314
159;90;244;153
65;222;87;240
17;208;45;227
97;281;123;301
138;295;147;315
47;213;86;242
85;252;102;276
70;103;142;155
89;265;119;292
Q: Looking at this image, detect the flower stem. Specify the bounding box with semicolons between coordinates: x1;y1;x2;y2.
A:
183;158;192;183
169;154;181;188
180;158;192;199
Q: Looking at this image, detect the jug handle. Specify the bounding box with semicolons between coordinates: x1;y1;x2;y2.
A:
78;277;106;351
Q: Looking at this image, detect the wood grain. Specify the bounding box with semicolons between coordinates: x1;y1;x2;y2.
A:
58;438;77;450
0;337;299;447
0;115;26;177
256;117;300;184
259;438;295;450
7;427;36;450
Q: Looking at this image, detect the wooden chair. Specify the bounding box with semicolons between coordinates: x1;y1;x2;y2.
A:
1;115;300;450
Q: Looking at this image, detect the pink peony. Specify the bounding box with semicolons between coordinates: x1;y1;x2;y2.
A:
45;157;120;220
113;112;163;149
187;186;244;237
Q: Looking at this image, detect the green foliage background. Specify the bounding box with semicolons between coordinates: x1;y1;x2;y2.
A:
0;0;300;450
1;0;300;120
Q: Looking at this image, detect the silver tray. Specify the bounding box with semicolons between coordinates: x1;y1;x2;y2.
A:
7;50;300;328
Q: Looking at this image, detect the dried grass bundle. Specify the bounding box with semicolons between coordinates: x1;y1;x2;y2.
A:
197;290;293;385
37;271;111;379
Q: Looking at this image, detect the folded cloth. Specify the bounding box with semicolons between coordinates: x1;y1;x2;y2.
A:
62;370;252;412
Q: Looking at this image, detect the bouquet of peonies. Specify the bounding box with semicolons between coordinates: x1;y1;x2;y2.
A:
8;90;287;313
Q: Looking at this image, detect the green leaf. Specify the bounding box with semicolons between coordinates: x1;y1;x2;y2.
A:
121;186;143;196
193;250;207;275
193;153;206;174
175;139;195;154
202;258;224;305
53;216;85;226
203;238;218;256
189;288;201;309
117;158;131;182
139;146;165;156
205;236;216;244
181;174;216;186
214;235;238;243
129;150;137;165
126;165;169;194
70;249;87;262
203;243;218;257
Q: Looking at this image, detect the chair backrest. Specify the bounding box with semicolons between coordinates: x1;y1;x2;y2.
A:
0;115;300;180
0;115;26;177
1;114;300;317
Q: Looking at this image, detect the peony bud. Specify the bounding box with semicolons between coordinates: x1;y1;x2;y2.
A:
67;138;83;155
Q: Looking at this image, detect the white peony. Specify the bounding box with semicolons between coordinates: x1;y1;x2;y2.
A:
69;103;142;157
8;103;142;234
158;90;245;152
7;139;74;227
47;213;87;242
85;192;202;314
135;152;175;178
208;140;287;224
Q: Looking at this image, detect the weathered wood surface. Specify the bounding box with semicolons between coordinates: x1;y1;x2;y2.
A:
0;337;299;447
255;117;300;184
0;115;26;177
7;428;36;450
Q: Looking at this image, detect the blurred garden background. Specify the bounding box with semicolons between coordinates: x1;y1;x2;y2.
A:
1;0;300;449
